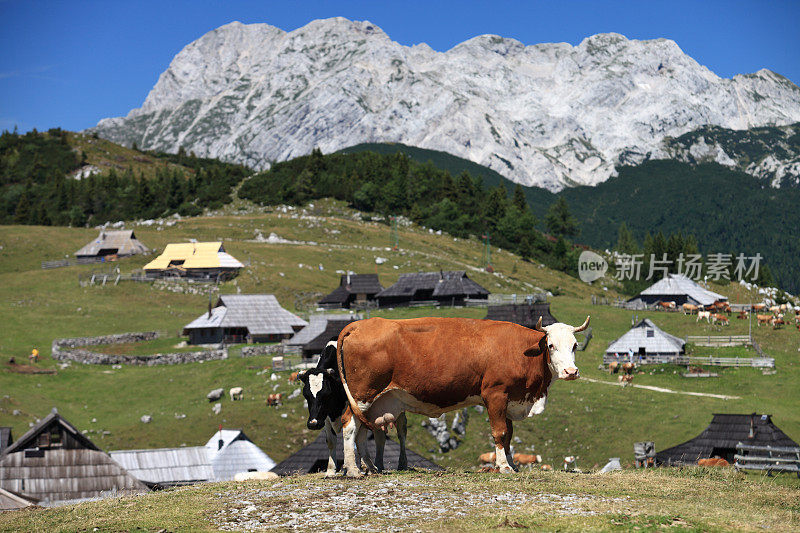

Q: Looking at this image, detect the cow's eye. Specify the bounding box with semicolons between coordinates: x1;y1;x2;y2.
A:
548;344;554;350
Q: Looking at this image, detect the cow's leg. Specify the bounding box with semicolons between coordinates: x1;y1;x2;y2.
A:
486;396;515;473
503;418;518;472
342;416;362;478
396;411;408;470
324;417;342;477
373;429;386;472
355;423;379;474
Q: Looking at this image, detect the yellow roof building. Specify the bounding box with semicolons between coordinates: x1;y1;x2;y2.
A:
144;242;243;272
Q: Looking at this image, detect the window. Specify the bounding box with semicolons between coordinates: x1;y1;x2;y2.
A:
646;329;654;338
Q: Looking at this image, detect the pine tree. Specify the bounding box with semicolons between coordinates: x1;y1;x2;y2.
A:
616;222;639;254
13;188;32;224
512;184;527;212
545;197;579;238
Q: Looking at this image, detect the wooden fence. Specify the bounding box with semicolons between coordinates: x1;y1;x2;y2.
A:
686;335;751;347
735;443;800;477
603;354;774;368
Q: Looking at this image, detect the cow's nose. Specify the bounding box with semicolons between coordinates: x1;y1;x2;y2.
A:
563;368;579;380
307;418;319;429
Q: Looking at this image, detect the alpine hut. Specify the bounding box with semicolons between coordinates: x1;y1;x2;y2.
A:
300;317;361;359
286;314;358;348
74;230;150;259
627;274;727;308
182;294;307;345
656;413;799;466
110;429;275;488
485;302;558;328
270;431;442;476
376;271;489;307
0;408;147;505
143;242;243;280
318;274;384;309
605;319;685;364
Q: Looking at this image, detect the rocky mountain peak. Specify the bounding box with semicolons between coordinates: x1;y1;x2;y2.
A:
91;17;800;191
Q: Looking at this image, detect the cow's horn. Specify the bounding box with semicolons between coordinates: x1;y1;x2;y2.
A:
534;316;545;332
572;316;590;333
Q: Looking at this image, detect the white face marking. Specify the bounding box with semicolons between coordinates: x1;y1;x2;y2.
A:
309;373;324;398
543;323;580;379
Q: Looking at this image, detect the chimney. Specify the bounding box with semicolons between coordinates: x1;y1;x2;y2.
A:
208;293;213;319
218;424;224;450
749;414;755;439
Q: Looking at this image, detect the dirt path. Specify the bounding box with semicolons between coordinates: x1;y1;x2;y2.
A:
581;377;741;400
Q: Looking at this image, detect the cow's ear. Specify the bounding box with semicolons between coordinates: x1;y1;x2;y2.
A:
297;370;308;382
326;367;340;381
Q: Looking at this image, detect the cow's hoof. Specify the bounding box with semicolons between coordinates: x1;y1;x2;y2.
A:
324;471;338;478
499;466;516;474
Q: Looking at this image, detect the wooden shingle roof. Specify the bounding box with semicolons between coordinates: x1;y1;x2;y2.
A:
270;431;443;476
302;318;360;355
183;294;308;336
377;271;489;299
74;230;149;257
485;303;558;328
319;274;383;305
656;413;799;466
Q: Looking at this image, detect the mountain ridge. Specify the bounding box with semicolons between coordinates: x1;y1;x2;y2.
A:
90;17;800;190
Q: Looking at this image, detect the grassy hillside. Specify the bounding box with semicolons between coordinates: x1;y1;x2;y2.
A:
1;200;799;478
2;469;798;532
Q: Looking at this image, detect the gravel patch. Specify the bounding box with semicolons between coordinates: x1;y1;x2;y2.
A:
212;477;628;531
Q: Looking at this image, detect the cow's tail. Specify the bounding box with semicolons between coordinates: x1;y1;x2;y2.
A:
337;326;377;432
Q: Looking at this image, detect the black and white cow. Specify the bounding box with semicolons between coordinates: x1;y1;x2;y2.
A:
298;340;407;476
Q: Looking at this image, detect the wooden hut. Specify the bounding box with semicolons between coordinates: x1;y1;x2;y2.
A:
0;408;147;505
485;302;558;328
110;429;275;488
270;431;442;476
301;318;361;358
0;488;37;511
182;294;308;345
74;230;149;259
628;274;727;308
656;413;799;466
605;319;685;363
376;271;489;307
318;274;384;309
143;241;243;280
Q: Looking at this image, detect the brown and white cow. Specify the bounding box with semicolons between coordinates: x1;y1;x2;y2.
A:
336;315;589;475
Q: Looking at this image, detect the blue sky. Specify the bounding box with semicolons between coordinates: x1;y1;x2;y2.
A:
1;0;798;133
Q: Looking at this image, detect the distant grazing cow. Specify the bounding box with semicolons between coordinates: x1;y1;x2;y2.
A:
289;371;300;382
752;304;767;312
697;311;712;323
540;464;553;471
479;451;496;464
771;316;785;329
621;362;635;375
514;453;541;467
618;374;634;386
682;304;699;315
736;310;748;320
712;314;729;326
563;456;577;471
229;387;243;401
266;393;283;406
657;301;676;310
336;315;590;474
608;361;619;374
698;457;729;467
769;306;782;315
757;314;772;327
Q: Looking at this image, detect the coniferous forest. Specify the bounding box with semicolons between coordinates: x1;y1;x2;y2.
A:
0;128;249;227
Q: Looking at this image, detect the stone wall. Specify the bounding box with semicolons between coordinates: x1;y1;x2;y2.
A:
51;332;228;366
240;344;285;358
